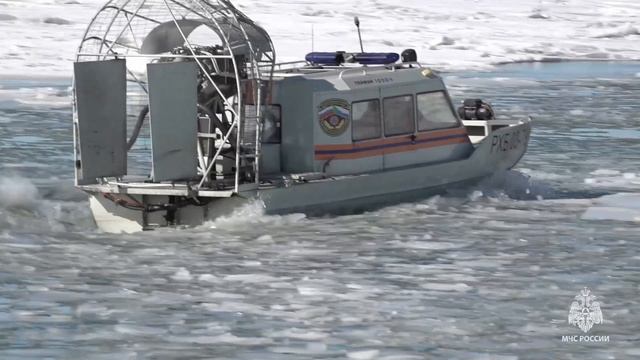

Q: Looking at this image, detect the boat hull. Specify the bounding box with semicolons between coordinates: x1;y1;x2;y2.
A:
260;121;530;214
88;122;531;233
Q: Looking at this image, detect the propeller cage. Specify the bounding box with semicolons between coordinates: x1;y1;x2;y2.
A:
73;0;275;191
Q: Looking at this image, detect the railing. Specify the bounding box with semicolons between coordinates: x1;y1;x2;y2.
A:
75;0;276;195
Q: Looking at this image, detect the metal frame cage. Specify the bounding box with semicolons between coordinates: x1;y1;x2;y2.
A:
73;0;276;194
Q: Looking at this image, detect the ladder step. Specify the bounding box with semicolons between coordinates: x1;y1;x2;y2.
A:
197;133;219;139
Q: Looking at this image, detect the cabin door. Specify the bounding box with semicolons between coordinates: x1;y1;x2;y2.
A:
379;84;423;169
313;88;383;176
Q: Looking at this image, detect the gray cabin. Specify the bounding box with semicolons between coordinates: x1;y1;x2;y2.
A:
260;65;474;178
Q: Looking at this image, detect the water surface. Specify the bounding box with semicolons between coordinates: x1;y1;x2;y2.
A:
0;61;639;359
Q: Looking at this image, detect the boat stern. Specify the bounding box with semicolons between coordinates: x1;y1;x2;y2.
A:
85;188;249;233
467;117;532;172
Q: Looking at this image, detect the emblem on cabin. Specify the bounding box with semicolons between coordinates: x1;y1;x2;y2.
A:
568;287;603;333
318;99;350;136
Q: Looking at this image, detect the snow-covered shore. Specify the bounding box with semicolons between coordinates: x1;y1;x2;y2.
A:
0;0;639;77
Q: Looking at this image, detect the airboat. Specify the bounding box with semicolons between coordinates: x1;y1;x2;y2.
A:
72;0;531;233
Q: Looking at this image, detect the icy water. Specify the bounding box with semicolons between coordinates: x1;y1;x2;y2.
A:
0;62;639;359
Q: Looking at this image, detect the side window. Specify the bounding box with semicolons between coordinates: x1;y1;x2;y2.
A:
416;91;460;131
352;99;381;141
262;105;281;144
383;95;415;136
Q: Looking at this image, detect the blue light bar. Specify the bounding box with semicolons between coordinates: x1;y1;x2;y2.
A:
354;52;400;65
306;52;400;66
305;52;344;66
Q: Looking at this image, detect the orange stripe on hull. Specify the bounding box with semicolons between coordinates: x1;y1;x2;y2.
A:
382;137;470;156
315;127;468;152
314;136;470;160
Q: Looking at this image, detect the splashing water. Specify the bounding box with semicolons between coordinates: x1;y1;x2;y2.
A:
0;176;39;210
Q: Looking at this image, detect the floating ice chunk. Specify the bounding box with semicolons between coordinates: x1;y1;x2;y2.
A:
592;23;640;38
75;302;110;318
584;171;639;189
242;260;263;267
197;274;219;283
115;325;166;336
529;12;550;19
224;274;282;283
210;333;272;346
376;355;423;360
626;349;640;356
171;268;193;281
519;168;570;181
590;169;621;176
430;36;455;49
256;234;273;242
347;350;380;360
569;109;585;116
43;17;71;25
25;285;48;292
268;344;329;355
483;220;530;229
205;292;246;299
297;285;328;296
421;283;473;292
460;354;518;360
307;342;329;353
389;240;462;251
165;335;223;344
582;207;640;222
202;301;266;315
167;332;271;345
269;328;329;341
582;193;640;222
0;86;72;108
0;14;17;21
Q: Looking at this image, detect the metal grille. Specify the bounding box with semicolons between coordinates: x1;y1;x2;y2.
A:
74;0;276;191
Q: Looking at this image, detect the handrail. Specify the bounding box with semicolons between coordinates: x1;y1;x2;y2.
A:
339;68;367;80
77;53;234;59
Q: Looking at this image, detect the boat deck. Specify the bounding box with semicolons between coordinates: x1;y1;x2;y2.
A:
79;183;235;198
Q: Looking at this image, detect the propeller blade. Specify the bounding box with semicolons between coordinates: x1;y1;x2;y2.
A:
140;19;205;54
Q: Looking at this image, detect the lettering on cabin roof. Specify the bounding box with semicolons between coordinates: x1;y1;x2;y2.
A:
352;77;395;86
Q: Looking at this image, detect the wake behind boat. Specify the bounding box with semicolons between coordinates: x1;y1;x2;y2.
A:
72;0;531;233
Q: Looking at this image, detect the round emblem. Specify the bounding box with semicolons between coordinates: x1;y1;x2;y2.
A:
318;99;350;136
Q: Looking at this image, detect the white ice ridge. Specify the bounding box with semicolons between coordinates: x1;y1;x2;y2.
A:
0;0;639;77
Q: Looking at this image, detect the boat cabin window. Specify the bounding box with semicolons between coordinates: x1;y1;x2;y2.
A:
262;105;281;144
383;95;415;136
416;91;460;131
352;99;382;141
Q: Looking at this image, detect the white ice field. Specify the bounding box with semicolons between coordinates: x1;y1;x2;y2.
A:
0;0;639;77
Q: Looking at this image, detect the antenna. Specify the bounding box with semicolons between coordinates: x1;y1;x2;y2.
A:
354;16;364;53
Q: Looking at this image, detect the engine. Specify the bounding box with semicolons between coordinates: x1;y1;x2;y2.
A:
128;45;247;157
457;99;495;121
